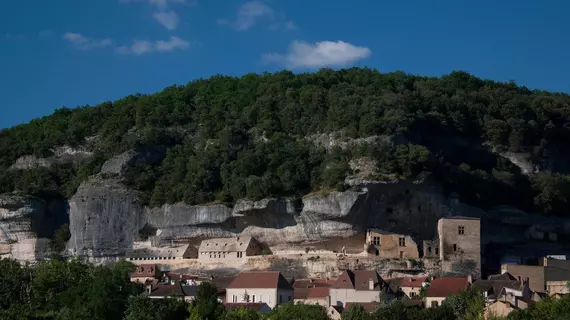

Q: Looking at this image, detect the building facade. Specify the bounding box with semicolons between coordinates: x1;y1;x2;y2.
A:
225;271;293;309
199;236;261;263
365;229;419;259
329;270;385;307
438;217;481;278
126;244;198;262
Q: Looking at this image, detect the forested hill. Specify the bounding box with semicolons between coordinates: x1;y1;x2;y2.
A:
1;68;570;215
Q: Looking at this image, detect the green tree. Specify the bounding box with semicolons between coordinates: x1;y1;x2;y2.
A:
342;304;372;320
124;295;189;320
269;303;329;320
189;282;224;320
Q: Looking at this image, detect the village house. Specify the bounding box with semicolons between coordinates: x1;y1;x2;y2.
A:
471;273;531;306
145;283;197;301
126;244;198;262
327;306;344;320
293;287;330;306
365;229;419;259
484;300;518;319
129;264;161;284
198;236;261;263
429;216;481;279
226;271;293;309
501;258;570;294
329;270;386;307
388;277;428;299
425;276;471;308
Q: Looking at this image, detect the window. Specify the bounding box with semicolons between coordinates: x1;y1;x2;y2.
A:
252;295;256;302
279;295;283;303
410;292;416;297
232;295;237;303
428;246;432;254
399;237;406;247
373;236;380;246
458;226;465;235
288;295;292;301
435;247;439;255
400;251;404;259
431;301;439;307
453;244;457;252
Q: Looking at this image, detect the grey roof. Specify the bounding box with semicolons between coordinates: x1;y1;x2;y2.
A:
181;285;198;296
199;236;254;253
126;244;191;259
471;280;524;299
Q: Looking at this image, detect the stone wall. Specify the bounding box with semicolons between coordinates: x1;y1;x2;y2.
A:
438;217;481;278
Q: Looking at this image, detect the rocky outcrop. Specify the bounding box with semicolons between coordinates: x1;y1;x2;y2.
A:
10;145;93;170
67;177;144;258
0;194;66;262
100;147;165;175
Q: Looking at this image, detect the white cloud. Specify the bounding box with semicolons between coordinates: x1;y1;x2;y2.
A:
218;1;274;31
116;36;189;55
263;40;371;69
120;0;189;9
153;10;179;30
63;32;112;50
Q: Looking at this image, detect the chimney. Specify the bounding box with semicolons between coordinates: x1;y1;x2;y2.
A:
369;278;374;290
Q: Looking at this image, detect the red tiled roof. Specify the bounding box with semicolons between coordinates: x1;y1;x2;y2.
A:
130;264;159;278
426;277;469;298
400;277;427;288
332;270;384;291
227;272;292;290
345;302;379;313
306;287;329;298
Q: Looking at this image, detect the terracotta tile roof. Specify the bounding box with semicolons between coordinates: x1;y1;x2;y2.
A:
400;277;427;288
292;278;334;288
130;264;159;277
227;271;292;290
332;270;384;291
345;302;379;313
426;277;469;298
294;287;329;299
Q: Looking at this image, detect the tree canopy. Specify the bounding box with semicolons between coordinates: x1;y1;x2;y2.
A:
1;69;570;215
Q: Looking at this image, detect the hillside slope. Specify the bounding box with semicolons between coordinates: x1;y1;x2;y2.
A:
1;68;570;217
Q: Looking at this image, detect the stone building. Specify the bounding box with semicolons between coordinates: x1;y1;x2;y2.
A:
198;236;261;263
130;264;161;283
329;270;386;307
365;229;419;259
428;216;481;278
126;244;198;262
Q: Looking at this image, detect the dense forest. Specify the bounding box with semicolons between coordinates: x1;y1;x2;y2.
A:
1;69;570;215
0;258;567;320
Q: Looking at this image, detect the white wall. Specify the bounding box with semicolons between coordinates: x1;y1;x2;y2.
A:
226;288;293;309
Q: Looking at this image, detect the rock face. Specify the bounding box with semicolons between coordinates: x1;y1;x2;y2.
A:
100;148;165;175
67;177;144;258
0;194;67;262
9;145;93;170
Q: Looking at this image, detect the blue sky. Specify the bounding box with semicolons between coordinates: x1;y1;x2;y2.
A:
1;0;569;129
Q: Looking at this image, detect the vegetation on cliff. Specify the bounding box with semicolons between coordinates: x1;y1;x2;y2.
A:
1;69;570;215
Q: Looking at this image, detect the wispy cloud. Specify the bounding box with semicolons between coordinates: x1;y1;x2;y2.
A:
218;1;274;31
39;30;54;38
263;40;371;69
5;33;25;40
63;32;112;50
116;36;189;55
120;0;189;9
153;10;180;30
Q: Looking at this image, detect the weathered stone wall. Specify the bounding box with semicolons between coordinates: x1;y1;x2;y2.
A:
438;217;481;278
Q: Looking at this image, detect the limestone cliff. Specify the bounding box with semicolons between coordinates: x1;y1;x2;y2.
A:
0;194;66;262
